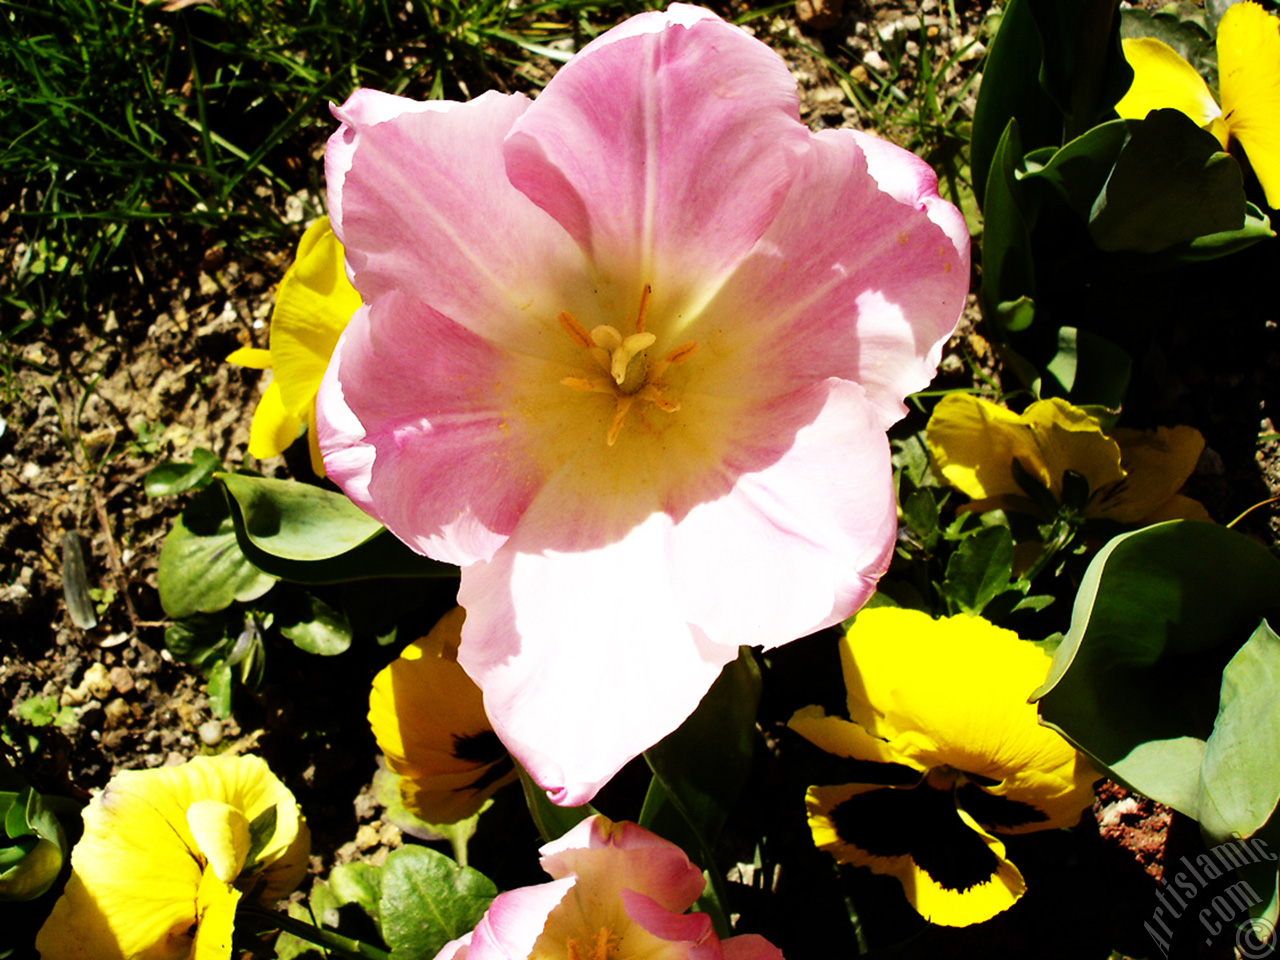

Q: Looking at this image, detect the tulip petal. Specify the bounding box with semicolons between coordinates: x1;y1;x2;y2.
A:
320;293;550;565
686;130;966;430
465;880;574;960
457;506;736;806
503;6;809;312
666;379;896;649
327;87;589;356
1116;37;1224;136
1217;1;1280;207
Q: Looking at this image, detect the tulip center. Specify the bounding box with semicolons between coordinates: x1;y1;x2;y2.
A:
565;925;619;960
558;285;699;446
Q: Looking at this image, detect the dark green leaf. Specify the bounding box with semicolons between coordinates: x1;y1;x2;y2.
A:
1036;521;1280;840
942;525;1015;615
1089;109;1246;253
379;846;496;960
219;474;456;584
144;448;220;498
1041;326;1132;410
1026;0;1133;138
156;487;275;619
277;591;352;656
980;119;1039;330
1024;119;1133;218
244;805;279;871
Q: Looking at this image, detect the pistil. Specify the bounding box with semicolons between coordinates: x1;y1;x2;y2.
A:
557;286;698;446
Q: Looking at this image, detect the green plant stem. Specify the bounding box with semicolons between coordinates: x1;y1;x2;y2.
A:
238;904;391;960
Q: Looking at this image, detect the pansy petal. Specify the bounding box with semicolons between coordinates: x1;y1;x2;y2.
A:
1099;424;1205;523
226;346;272;369
327;88;588;356
787;704;926;773
270;217;361;416
685;130;965;431
667;379;895;649
1116;37;1224;135
503;6;809;312
807;782;1026;927
247;379;304;461
192;868;240;960
1218;1;1280;207
187;800;250;883
458;506;736;807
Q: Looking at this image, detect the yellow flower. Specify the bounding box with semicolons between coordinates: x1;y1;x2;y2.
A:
35;754;309;960
924;393;1209;524
369;607;516;825
1115;1;1280;208
227;217;361;475
789;607;1098;926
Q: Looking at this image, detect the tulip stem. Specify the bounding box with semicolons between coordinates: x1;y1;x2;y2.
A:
238;903;392;960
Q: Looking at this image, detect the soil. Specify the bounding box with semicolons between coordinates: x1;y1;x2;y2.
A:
2;1;1278;959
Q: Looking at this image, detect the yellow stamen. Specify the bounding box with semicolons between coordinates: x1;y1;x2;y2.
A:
566;926;619;960
558;311;593;348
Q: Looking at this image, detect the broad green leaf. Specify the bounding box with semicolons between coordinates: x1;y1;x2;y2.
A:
328;862;385;929
980;119;1039;330
642;648;762;864
970;0;1064;207
1089;109;1246;252
157;487;275;619
219;473;383;561
1026;0;1133;138
942;525;1015;616
0;788;66;901
1197;620;1280;841
219;474;456;584
144;448;220;498
1035;521;1280;840
277;590;352;656
379;846;496;960
1155;203;1275;264
1041;326;1132;410
1024;119;1133;218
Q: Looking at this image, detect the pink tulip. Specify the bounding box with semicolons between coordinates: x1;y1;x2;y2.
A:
434;815;784;960
317;4;968;805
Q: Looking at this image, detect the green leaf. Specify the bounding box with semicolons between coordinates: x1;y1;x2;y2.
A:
1026;0;1133;139
942;525;1015;616
157;487;275;619
517;764;594;844
0;788;66;901
379;846;496;960
1035;521;1280;841
218;474;456;584
1041;326;1132;410
970;0;1064;208
328;862;385;929
277;590;352;656
979;119;1039;330
1024;119;1133;219
244;805;278;872
144;448;220;498
1089;109;1247;253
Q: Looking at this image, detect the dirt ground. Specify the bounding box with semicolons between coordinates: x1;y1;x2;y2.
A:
2;1;1278;958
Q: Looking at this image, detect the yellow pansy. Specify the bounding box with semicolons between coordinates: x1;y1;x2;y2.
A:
227;217;361;475
35;754;309;960
789;607;1099;926
369;607;516;825
1115;1;1280;208
925;393;1209;524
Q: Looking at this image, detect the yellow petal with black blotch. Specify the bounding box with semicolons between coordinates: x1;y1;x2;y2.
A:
247;379;305;461
788;704;926;774
833;608;1098;824
1116;37;1226;145
1218;1;1280;208
369;607;517;824
269;217;361;417
1095;425;1208;523
807;782;1026;927
926;395;1124;514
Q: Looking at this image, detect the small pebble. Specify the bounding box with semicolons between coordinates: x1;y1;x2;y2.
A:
198;720;224;746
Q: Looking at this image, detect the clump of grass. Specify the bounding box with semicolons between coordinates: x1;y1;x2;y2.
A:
0;0;656;340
